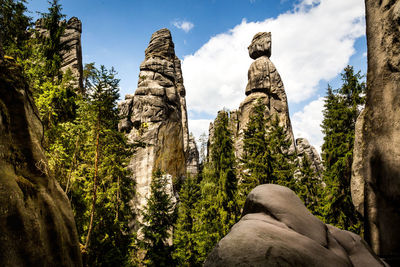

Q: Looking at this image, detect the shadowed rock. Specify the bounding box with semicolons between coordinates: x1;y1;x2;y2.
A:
205;184;386;267
0;53;82;266
351;1;400;264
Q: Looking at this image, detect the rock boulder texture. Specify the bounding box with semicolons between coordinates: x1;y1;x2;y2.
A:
351;0;400;264
118;29;197;220
186;134;200;177
205;184;386;267
35;17;83;92
0;53;82;266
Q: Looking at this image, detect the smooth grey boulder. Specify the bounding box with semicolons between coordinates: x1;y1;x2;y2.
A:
205;184;385;267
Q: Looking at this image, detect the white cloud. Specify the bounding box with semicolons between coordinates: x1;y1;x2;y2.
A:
188;119;212;144
292;97;325;153
173;20;194;33
183;0;365;147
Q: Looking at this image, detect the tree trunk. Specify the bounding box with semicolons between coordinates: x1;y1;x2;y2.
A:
85;119;100;249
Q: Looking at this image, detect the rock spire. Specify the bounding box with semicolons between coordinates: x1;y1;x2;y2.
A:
119;28;198;222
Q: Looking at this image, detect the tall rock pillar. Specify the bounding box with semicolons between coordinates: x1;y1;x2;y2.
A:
209;32;295;160
119;29;187;221
351;0;400;264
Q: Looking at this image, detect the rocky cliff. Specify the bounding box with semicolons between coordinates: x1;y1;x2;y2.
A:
351;0;400;264
35;17;83;93
119;29;197;220
205;184;386;267
0;52;82;266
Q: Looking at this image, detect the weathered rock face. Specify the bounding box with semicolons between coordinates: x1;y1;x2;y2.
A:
205;184;386;267
186;134;200;177
0;56;82;266
208;32;296;161
351;0;400;263
296;138;324;179
35;17;83;92
119;29;192;219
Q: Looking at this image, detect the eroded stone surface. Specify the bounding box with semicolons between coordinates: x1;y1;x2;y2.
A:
351;1;400;262
118;29;198;222
209;32;295;162
0;56;82;266
35;17;83;92
205;184;386;267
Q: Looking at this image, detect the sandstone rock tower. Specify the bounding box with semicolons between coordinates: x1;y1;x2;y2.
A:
35;17;83;92
209;32;313;167
351;1;400;264
119;29;196;219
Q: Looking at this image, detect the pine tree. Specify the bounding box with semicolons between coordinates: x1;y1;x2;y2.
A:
321;65;365;234
0;0;31;58
240;99;295;204
67;64;135;265
140;169;175;266
193;110;239;263
211;111;239;232
297;155;323;217
39;0;67;79
173;175;201;266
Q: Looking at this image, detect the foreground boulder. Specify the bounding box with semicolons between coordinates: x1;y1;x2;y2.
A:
205;184;385;267
0;56;82;266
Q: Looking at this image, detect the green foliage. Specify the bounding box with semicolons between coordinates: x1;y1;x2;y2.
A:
191;111;239;263
172;175;201;266
70;64;135;265
320;65;365;234
296;155;323;217
240;99;295;204
0;0;31;58
38;0;66;79
140;169;175;266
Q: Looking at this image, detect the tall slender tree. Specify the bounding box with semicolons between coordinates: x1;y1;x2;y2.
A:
240;100;295;204
140;169;176;266
193;110;239;263
321;65;366;234
173;174;201;266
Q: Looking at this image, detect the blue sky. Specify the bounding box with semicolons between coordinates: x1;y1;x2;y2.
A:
27;0;367;152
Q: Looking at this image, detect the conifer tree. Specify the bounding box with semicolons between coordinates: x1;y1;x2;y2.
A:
0;0;31;57
140;169;175;266
173;175;201;266
297;155;323;217
67;64;135;265
39;0;67;79
193;110;239;262
321;65;365;234
240;100;295;204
